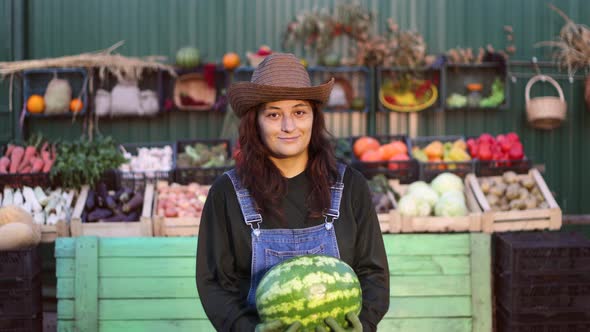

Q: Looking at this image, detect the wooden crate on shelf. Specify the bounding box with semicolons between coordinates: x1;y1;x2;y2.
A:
70;184;154;237
389;178;482;233
466;169;561;233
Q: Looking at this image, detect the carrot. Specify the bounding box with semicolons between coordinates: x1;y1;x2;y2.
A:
21;165;31;173
42;144;56;173
5;144;15;158
0;156;9;173
31;158;44;173
9;146;25;173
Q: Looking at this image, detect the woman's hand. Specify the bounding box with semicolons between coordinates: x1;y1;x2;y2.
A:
315;312;362;332
255;320;302;332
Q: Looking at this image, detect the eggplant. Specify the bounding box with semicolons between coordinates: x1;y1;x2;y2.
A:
117;187;134;203
122;192;143;213
102;210;140;222
87;208;113;222
81;210;88;223
105;195;118;210
85;190;95;211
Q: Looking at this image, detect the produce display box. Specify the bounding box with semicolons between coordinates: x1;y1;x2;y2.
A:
40;222;70;243
70;184;154;237
22;67;89;117
0;246;41;280
174;139;233;185
0;144;52;187
493;232;590;280
411;135;475;182
350;135;419;184
466;169;561;233
152;181;210;237
0;276;42;318
0;315;43;332
376;189;397;234
118;141;177;191
388;178;482;233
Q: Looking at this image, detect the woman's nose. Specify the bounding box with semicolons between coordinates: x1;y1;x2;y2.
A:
281;115;296;132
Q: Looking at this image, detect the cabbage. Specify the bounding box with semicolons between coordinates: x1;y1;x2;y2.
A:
399;194;432;217
434;191;468;217
408;185;439;207
431;173;464;195
398;195;418;217
407;181;430;195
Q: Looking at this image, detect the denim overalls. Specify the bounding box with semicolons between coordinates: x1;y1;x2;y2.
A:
225;163;346;308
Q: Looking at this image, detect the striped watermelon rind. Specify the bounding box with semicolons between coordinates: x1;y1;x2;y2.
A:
255;255;362;331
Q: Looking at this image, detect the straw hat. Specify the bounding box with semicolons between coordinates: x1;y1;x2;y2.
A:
228;53;334;117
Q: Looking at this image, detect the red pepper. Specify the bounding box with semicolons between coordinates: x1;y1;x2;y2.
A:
384;95;397;105
478;144;493;161
508;143;524;160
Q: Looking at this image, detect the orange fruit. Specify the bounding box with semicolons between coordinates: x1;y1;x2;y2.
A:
70;98;84;113
26;95;45;113
378;143;398;161
360;149;383;163
222;52;240;70
353;136;380;158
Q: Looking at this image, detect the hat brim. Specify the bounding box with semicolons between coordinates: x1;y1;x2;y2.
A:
228;78;334;117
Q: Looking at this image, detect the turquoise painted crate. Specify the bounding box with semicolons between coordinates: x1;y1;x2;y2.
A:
56;234;491;332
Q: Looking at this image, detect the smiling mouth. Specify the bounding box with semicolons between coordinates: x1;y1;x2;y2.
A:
279;136;300;140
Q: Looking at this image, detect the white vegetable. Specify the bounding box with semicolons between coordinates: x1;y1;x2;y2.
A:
13;190;24;206
22;186;42;213
47;213;59;225
34;187;49;206
434;191;468;217
2;187;13;206
22;201;32;214
410;185;439;208
33;212;45;225
398;195;419;217
431;173;464;195
64;190;76;208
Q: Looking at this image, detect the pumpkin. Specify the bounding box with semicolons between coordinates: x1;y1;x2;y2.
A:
26;95;45;113
222;52;240;70
70;98;84;113
176;47;200;68
0;223;37;250
0;205;41;249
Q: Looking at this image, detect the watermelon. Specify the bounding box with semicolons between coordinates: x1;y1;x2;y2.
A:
256;255;362;331
175;46;200;68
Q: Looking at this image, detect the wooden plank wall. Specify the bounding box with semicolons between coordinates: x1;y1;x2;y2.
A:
55;234;491;332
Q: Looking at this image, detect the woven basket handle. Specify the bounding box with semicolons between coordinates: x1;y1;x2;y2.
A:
525;74;565;103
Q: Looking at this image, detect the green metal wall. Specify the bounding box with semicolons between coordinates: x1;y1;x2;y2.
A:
1;0;589;214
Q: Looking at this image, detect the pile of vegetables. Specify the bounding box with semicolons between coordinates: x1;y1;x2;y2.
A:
466;133;524;161
352;136;410;168
119;145;174;173
176;142;233;168
0;135;56;174
82;183;144;223
479;171;548;211
156;182;209;218
51;136;126;189
1;186;75;225
412;139;471;163
398;173;468;217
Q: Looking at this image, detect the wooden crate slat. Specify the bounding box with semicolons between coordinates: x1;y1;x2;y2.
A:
99;320;215;332
99;237;196;257
99;257;195;277
391;275;471;296
378;318;471;332
56;258;75;277
383;234;470;255
387;255;470;275
74;236;98;331
99;299;209;320
385;296;472;318
57;299;74;320
470;233;492;332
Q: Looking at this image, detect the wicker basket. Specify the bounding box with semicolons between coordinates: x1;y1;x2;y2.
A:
173;73;216;111
525;75;566;130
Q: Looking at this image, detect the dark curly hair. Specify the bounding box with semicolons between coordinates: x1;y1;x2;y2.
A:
235;102;338;226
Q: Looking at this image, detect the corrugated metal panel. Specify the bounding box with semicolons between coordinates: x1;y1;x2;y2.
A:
1;0;589;213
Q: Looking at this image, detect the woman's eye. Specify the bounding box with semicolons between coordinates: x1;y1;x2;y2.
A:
267;113;280;118
295;110;307;116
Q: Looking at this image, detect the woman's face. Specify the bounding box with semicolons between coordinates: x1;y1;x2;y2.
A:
257;99;314;162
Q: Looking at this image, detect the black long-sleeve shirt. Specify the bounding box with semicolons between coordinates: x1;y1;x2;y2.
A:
196;166;389;331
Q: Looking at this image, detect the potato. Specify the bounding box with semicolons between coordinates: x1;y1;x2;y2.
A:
525;197;538;209
480;179;492;194
486;194;499;207
490;183;507;197
518;188;530;200
506;184;521;200
539;201;549;209
503;171;519;184
500;203;510;211
520;176;535;189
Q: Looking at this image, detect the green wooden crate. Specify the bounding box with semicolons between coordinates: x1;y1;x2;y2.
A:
55;234;491;332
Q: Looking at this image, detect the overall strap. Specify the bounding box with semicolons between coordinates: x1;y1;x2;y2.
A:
324;163;346;220
224;169;263;229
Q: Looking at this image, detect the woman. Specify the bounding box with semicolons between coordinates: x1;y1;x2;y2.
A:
196;53;389;331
